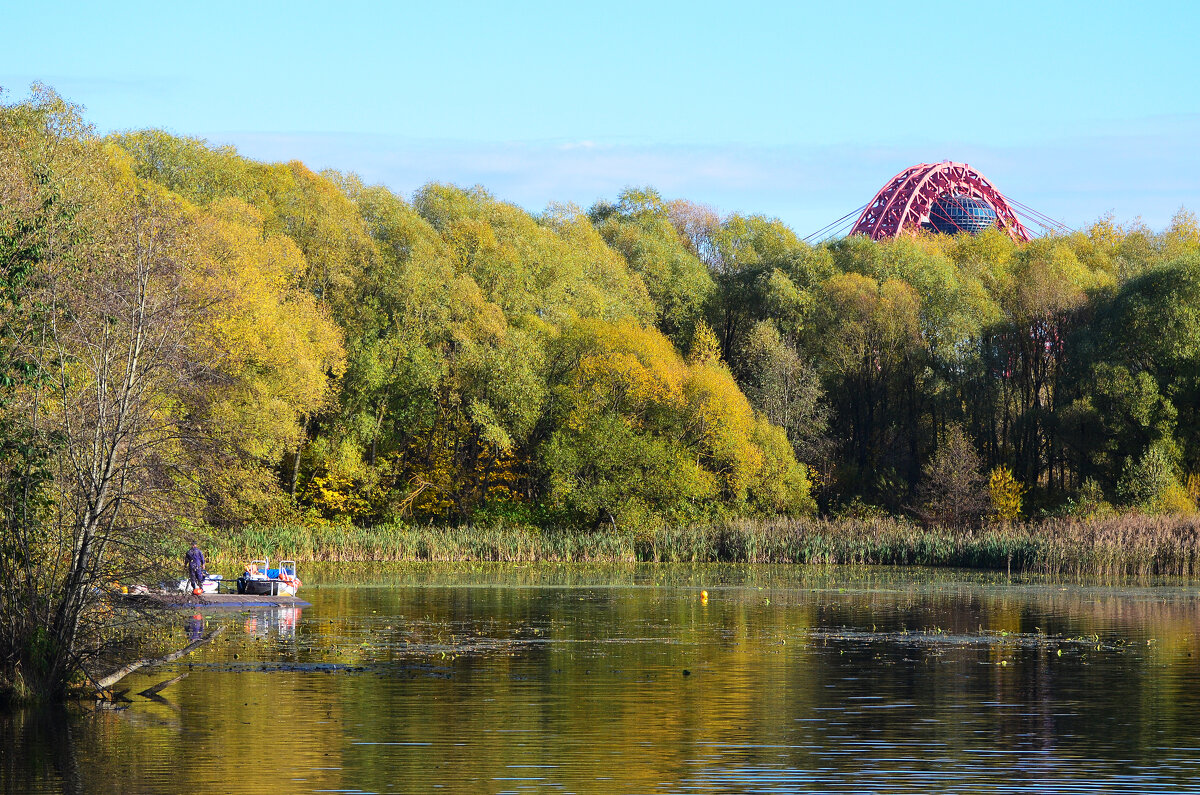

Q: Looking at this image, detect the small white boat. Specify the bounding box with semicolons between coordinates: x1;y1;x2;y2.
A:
177;574;223;594
236;558;301;596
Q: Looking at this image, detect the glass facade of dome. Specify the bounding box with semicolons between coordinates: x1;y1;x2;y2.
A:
927;194;997;235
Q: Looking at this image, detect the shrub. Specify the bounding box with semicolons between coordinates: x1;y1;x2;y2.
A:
918;424;988;526
987;466;1025;521
1054;478;1116;520
1152;482;1195;515
1118;442;1186;513
1185;472;1200;504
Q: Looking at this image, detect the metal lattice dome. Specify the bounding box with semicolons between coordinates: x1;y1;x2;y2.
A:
848;162;1031;241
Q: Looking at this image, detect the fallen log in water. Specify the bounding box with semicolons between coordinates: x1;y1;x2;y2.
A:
96;626;225;693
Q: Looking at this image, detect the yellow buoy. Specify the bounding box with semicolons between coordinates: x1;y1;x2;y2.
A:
701;589;708;604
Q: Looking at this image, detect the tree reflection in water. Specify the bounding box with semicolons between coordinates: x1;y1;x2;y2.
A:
5;565;1200;794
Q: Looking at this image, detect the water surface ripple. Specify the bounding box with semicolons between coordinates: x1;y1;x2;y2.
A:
5;564;1200;794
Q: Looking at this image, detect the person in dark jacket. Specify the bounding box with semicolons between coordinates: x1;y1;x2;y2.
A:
184;541;206;591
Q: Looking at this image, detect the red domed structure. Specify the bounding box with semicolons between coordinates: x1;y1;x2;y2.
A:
849;162;1032;242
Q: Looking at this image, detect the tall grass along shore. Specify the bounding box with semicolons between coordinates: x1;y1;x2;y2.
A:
206;515;1200;579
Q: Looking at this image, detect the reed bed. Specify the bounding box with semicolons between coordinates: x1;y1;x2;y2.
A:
207;522;642;564
204;514;1200;578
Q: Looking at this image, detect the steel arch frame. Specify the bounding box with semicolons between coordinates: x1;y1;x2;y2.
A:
849;162;1032;241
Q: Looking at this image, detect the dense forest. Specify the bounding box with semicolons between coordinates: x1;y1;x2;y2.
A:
6;86;1200;545
7;85;1200;697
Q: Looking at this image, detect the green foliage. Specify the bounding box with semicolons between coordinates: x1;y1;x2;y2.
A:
190;197;347;523
741;319;829;465
1073;478;1115;518
109;129;265;207
1;87;242;699
590;187;714;345
16;81;1200;701
1117;441;1189;513
107;113;1200;526
416;183;653;325
9;85;1200;558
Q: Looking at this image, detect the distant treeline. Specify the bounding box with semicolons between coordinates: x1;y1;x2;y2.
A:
5;85;1200;537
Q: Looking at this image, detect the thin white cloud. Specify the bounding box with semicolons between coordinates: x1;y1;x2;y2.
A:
206;118;1200;237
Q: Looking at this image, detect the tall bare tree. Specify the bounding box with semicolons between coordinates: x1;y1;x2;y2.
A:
0;89;211;699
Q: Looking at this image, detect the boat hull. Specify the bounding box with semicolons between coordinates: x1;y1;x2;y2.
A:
178;577;221;594
238;577;297;597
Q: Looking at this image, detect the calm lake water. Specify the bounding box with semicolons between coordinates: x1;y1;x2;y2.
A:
6;564;1200;794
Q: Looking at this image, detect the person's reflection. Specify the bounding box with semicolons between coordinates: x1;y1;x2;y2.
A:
188;613;205;642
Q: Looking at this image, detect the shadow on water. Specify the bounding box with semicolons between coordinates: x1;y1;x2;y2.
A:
1;706;84;795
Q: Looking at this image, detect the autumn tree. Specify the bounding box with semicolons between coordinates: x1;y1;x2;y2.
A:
541;320;814;529
0;89;350;699
0;89;218;698
188;197;345;522
589;188;713;346
59;88;1200;526
806;271;923;505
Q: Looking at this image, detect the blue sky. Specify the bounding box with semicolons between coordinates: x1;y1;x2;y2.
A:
3;0;1198;235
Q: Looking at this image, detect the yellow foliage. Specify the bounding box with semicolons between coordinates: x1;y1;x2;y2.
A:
163;197;350;522
747;415;817;515
988;466;1025;521
1154;482;1196;516
303;472;373;521
688;321;722;365
1185;472;1200;504
577;351;684;424
386;408;528;522
272;161;375;312
553;318;814;518
816;273;922;374
570;318;689;411
1163;209;1200;261
1009;239;1113;321
192;198;346;462
685;362;762;500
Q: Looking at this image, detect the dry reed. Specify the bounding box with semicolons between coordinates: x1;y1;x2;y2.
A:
203;514;1200;577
